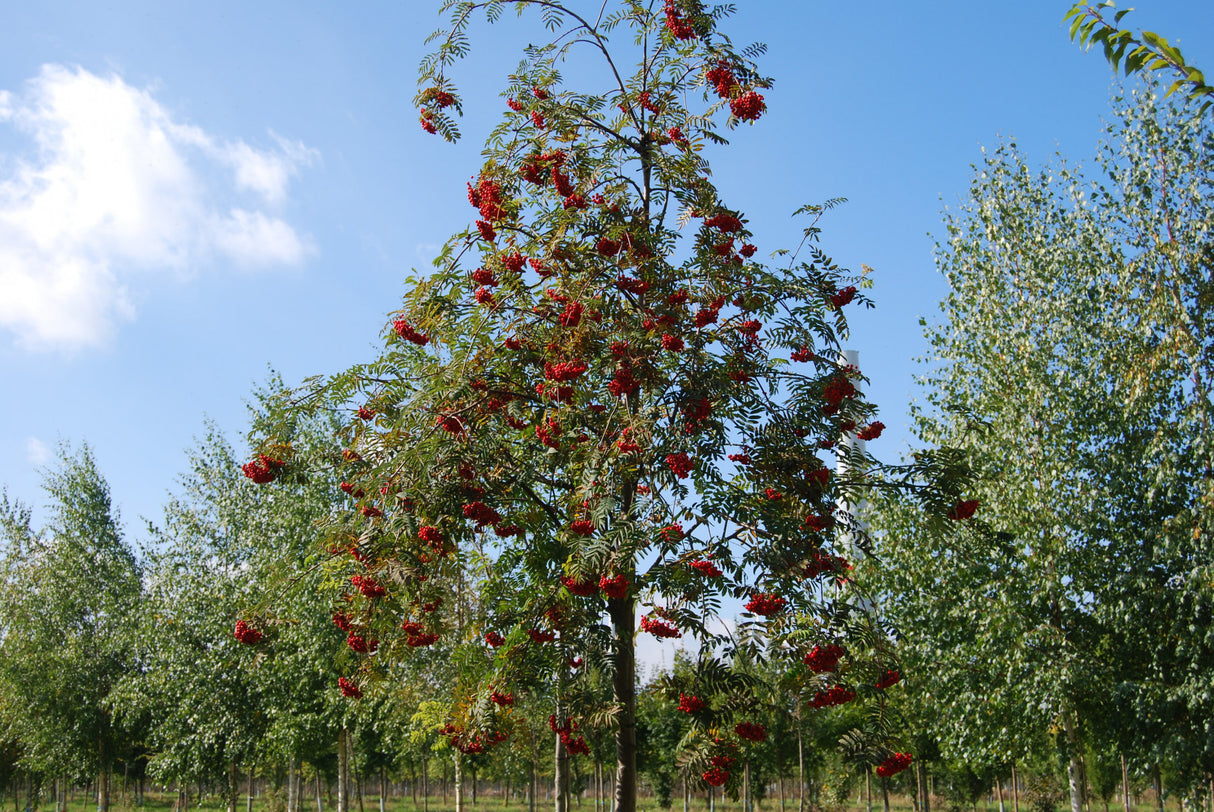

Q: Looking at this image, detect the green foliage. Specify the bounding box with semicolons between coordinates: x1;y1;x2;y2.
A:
0;443;141;784
873;85;1214;797
1065;3;1212;115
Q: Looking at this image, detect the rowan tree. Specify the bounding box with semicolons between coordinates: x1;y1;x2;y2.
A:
248;4;953;810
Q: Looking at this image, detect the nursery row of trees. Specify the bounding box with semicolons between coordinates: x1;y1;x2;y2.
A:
1;4;1212;812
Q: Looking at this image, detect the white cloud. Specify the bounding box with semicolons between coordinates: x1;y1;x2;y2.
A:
0;64;317;351
25;437;49;466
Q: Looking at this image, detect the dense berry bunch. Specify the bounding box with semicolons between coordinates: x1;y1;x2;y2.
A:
808;685;856;709
856;421;885;441
744;592;786;616
677;693;707;713
666;452;693;478
875;669;902;690
663;0;696;40
688;558;722;577
350;575;386;598
232;620;263;645
948;499;980;521
734;722;767;742
393;319;430;345
338;677;362;698
830;285;857;308
599;574;630;600
876;752;914;778
241;454;283;484
803;643;845;673
640;615;682;638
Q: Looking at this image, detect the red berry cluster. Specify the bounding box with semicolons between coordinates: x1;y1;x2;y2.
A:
528;628;556;643
663;0;696;39
346;632;379;654
392;319;430;345
640;615;682;638
666;452;693;479
677;693;707;713
688;559;722;577
350;575;386;599
491;689;515;706
233;620;263;645
744;592;786;616
570;519;595;537
734;722;767;742
808;685;856;709
705;61;738;98
948;499;980;521
803;551;851;579
803;644;845;673
561;575;600;597
875;669;902;690
549;715;590;756
484;631;506;647
830;286;857;308
822;374;858;415
599;574;630;600
876;752;913;778
702;753;735;787
467;174;506;222
241;454;284;484
856;421;885;441
338;677;362;698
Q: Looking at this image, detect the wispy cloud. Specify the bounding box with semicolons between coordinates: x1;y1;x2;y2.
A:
25;437;48;466
0;64;318;351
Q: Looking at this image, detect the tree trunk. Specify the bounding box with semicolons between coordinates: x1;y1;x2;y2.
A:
555;727;569;812
882;777;890;812
1011;762;1019;812
920;761;931;812
743;762;751;812
997;778;1005;812
380;770;387;812
97;767;109;812
338;730;350;812
796;706;805;812
288;759;298;812
455;752;464;812
530;750;537;812
228;761;239;812
1121;756;1130;812
608;597;637;812
423;756;429;812
315;774;323;812
1063;710;1087;812
866;769;873;812
1153;765;1164;812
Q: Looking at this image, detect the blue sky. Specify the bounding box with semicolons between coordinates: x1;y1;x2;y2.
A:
1;0;1211;548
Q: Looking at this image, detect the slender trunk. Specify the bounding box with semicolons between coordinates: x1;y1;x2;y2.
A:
997;778;1005;812
555;695;569;812
921;761;931;812
423;756;429;812
608;597;637;812
97;767;109;812
1062;711;1087;812
743;762;751;812
1153;765;1164;812
353;752;364;812
866;769;873;812
380;770;387;812
1011;763;1019;812
796;705;805;812
228;761;239;812
337;730;350;812
288;759;297;812
683;777;689;812
1121;756;1131;812
454;751;464;812
780;769;786;812
315;773;323;812
882;777;890;812
530;747;537;812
